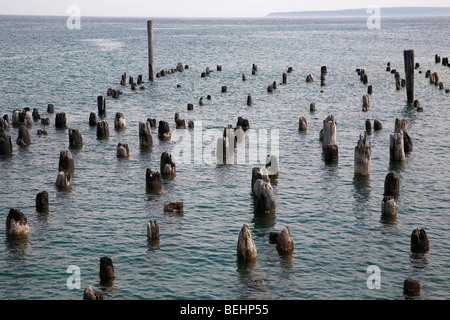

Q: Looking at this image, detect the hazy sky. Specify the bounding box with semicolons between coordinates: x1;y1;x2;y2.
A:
3;0;450;18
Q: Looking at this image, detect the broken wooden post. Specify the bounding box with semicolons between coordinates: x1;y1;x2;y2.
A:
0;130;13;155
89;112;97;126
237;223;257;262
59;150;74;173
252;178;276;215
146;168;162;191
354;132;371;176
139;122;153;147
99;257;115;285
298;117;307;131
403;278;421;297
147;220;160;240
114;112;126;130
384;171;399;198
322;115;338;164
36;191;49;213
6;208;30;236
68;129;83;148
147;20;154;82
390;131;405;161
411;228;429;253
55;113;67;129
158;121;171;140
96;121;109;139
97;95;106;117
116;143;130;157
83;286;103;300
381;196;397;220
395;118;413;153
17;124;31;146
160;152;176;177
362;94;370;112
270;226;294;254
404;50;414;104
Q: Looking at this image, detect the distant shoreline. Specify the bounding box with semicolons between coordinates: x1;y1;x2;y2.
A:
266;7;450;18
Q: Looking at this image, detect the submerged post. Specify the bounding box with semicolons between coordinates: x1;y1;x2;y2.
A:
404;50;414;104
147;20;154;82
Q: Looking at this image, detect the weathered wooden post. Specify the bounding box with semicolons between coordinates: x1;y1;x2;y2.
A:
365;119;372;134
0;130;13;155
83;286;103;300
403;278;421;297
381;196;397;220
116;143;130;157
390;131;405;161
354;132;371;176
269;226;294;254
362;94;370;112
146;168;162;191
97;121;109;139
147;20;154;82
139;121;153;147
89;112;97;126
322;115;338;164
395;118;413;153
237;223;257;263
6;208;30;236
411;228;429;253
384;171;399;198
97;95;106;117
68;129;83;148
36;191;49;213
404;50;414;104
298;117;307;131
147;220;160;240
160;151;176;177
17;124;31;146
99;257;115;285
247;95;252;106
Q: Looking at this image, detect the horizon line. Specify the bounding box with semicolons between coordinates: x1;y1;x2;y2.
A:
2;6;450;19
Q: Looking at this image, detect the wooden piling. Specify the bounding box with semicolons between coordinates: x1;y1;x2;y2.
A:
354;132;371;176
147;220;160;239
0;130;13;155
36;191;49;213
68;129;83;148
139;121;153;147
146;168;162;191
298;117;307;131
404;50;414;104
411;228;429;253
97;95;106;117
384;171;399;198
99;257;115;285
381;196;397;220
237;223;257;262
147;20;154;82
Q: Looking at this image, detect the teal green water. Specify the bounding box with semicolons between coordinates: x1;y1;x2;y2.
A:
0;15;449;300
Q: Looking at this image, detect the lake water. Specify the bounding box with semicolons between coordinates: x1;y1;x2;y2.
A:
0;15;449;300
